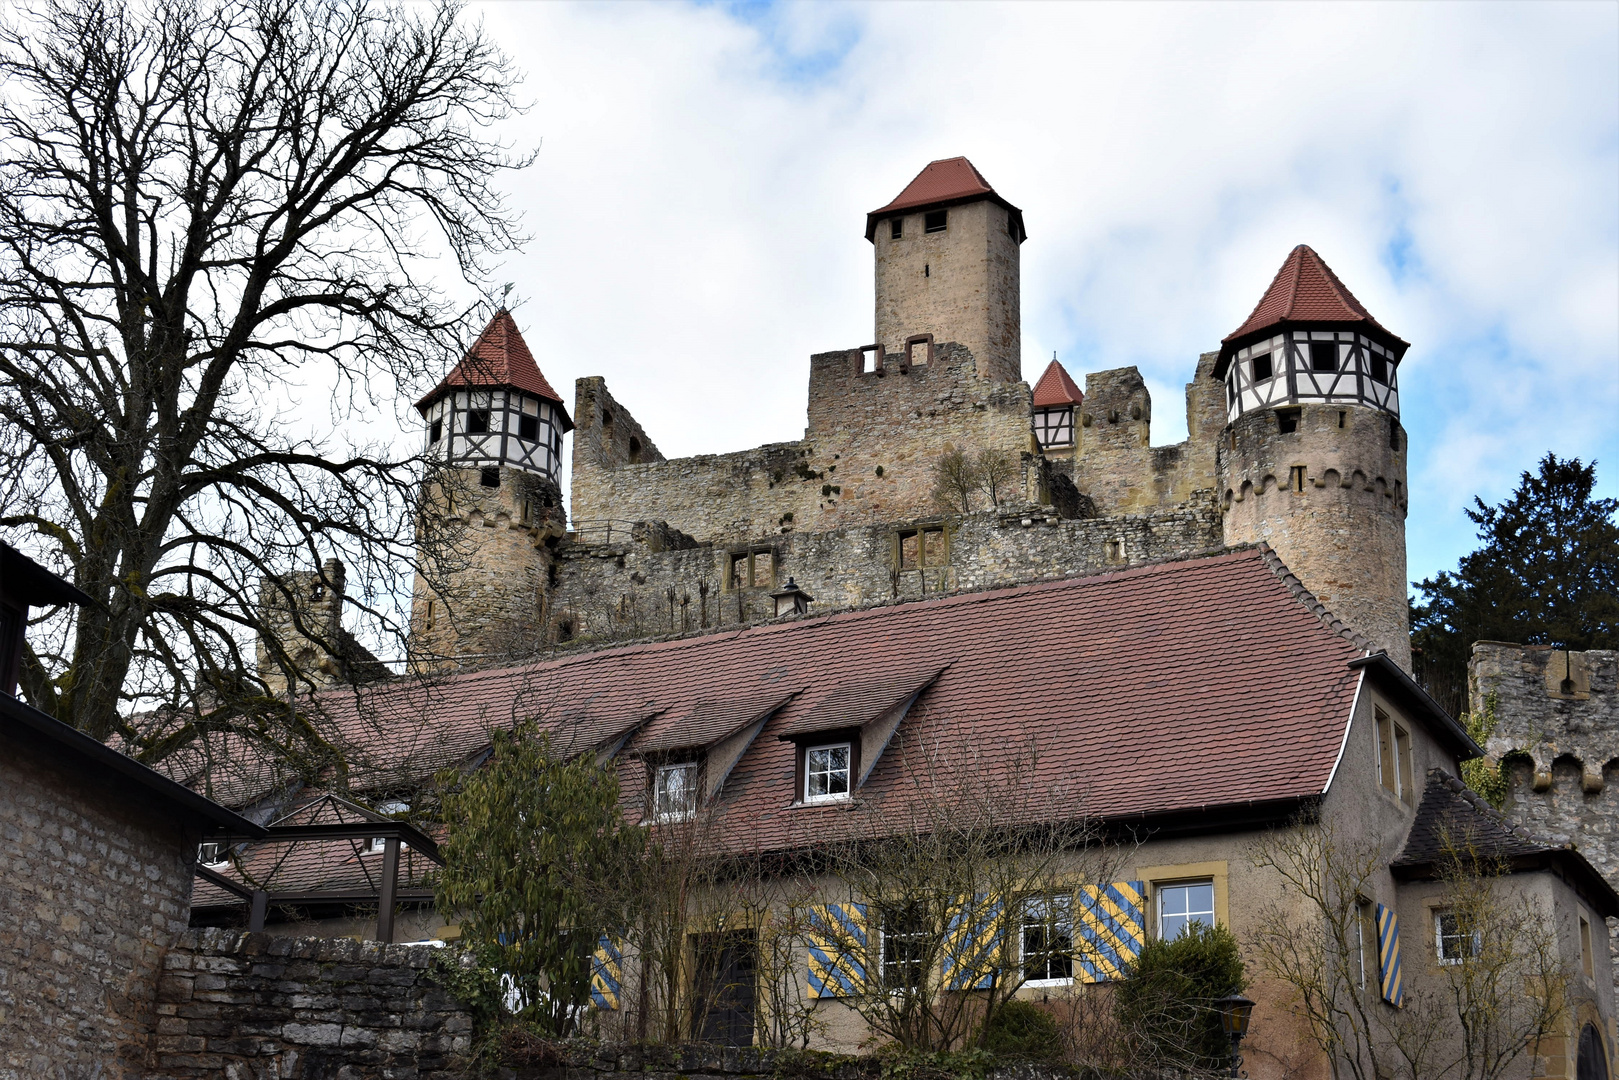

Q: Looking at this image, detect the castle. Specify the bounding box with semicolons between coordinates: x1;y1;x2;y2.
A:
393;157;1414;674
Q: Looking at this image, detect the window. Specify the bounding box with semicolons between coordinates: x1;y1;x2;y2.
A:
1355;898;1376;990
882;905;929;989
1581;914;1595;978
480;466;500;488
1021;894;1074;984
1157;881;1215;940
654;762;699;822
363;801;410;855
1252;352;1273;381
891;218;903;240
1104;539;1124;564
1310;341;1338;373
1034;406;1075;448
905;336;931;367
1388;417;1400;451
424;599;435;629
729;548;774;589
1435;909;1480;965
628;436;643;463
197;842;228;867
518;414;539;441
804;743;851;803
1290;465;1307;493
924;210;947;233
1369;352;1388;384
429;418;443;444
1376;708;1415;805
1277;407;1300;434
897;527;946;570
467;408;490;434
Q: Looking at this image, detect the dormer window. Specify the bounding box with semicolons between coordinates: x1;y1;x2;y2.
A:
891;219;903;240
653;762;699;822
924;210;947;233
1034;406;1075;449
804;742;852;803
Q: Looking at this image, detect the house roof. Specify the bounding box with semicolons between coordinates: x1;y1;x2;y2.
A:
267;548;1376;857
865;158;1026;242
1216;245;1409;373
1;541;92;609
1031;359;1084;408
1392;769;1619;918
415;309;573;428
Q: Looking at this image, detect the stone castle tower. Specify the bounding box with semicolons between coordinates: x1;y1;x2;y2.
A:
869;157;1025;383
409;310;572;665
1214;245;1412;667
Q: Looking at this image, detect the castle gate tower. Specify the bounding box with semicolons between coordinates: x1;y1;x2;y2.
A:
1215;245;1413;668
867;157;1025;382
410;310;572;665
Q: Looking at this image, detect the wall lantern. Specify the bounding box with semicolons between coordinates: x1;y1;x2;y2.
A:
770;578;813;618
1215;992;1256;1077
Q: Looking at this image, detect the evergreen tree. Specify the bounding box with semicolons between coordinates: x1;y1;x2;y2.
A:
1411;454;1619;714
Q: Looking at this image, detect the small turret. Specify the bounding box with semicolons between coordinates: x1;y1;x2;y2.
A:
1215;246;1411;668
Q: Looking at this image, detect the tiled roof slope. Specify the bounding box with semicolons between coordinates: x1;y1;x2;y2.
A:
866;157;1025;241
1031;359;1084;408
1221;245;1408;359
415;309;571;420
298;549;1364;853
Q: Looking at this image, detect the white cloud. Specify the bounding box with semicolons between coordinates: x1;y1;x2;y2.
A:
440;0;1617;584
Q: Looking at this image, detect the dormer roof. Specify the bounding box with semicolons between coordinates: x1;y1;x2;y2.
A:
866;157;1026;242
1031;359;1084;408
415;310;572;429
1216;245;1408;374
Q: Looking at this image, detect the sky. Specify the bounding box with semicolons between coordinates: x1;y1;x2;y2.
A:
424;0;1618;588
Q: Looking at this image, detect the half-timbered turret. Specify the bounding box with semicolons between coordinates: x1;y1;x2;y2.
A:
1215;246;1412;669
410;310;573;668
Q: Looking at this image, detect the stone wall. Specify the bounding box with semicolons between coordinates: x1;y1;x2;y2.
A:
147;928;473;1079
257;559;388;694
547;495;1222;646
1219;401;1409;667
569;344;1037;545
0;725;199;1080
499;1041;1081;1080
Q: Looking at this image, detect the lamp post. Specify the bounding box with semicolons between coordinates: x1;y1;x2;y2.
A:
769;578;813;618
1215;992;1256;1078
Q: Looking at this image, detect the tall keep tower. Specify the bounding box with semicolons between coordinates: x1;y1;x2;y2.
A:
867;158;1026;382
1215;245;1412;668
410;310;573;665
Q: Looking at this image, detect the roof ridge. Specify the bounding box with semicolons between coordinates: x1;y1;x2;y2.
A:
1255;544;1375;653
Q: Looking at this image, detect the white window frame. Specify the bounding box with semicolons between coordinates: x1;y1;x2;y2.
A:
804;742;852;804
1019;893;1075;986
1434;908;1480;966
653;761;699;823
363;800;410;856
198;842;229;868
1156;880;1216;941
879;907;929;991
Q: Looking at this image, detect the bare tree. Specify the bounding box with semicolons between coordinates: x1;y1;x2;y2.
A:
974;448;1018;509
931;449;977;515
0;0;528;766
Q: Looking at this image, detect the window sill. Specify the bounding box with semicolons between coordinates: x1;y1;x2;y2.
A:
1021;977;1074;989
788;796;858;810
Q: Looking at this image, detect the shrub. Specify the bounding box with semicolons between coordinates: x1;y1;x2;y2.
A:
1113;921;1246;1071
978;999;1064;1063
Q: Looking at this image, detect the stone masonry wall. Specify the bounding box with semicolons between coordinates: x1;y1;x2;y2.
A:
1;727;199;1080
500;1042;1076;1080
1473;644;1619;989
570;344;1036;544
547;495;1222;645
147;928;473;1079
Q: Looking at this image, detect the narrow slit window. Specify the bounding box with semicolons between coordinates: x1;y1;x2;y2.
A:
1395;724;1414;806
924;210;947;233
1290;465;1307;493
1581;915;1595;978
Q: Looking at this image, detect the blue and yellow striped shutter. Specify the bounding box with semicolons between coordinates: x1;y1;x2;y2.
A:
1375;903;1403;1007
806;902;868;998
943;894;1004;990
591;935;624;1010
1076;881;1146;983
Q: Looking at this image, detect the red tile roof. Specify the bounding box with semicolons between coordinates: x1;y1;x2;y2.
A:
1220;245;1408;366
272;549;1370;857
415;310;571;423
866;157;1025;242
1031;359;1084;408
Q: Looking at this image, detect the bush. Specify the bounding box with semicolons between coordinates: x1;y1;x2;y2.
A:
978;999;1064;1063
1113;921;1246;1071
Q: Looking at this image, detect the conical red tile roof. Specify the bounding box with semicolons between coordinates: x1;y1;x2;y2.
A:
866;157;1025;241
415;310;571;426
1031;358;1084;407
1220;245;1407;365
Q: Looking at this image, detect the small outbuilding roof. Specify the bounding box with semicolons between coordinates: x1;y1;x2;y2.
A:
1031;359;1084;408
415;309;573;428
866;157;1026;242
